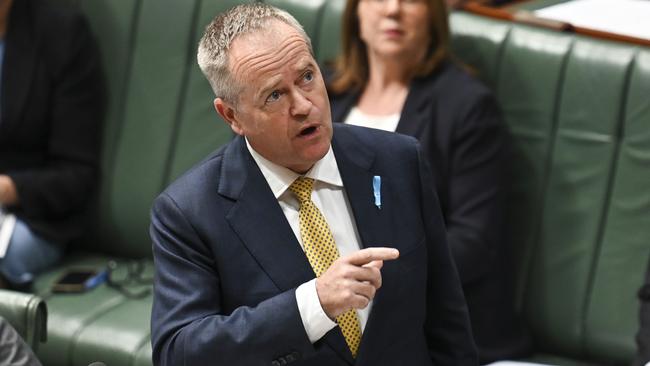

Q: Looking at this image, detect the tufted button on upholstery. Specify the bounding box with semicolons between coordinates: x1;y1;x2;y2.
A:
271;361;281;366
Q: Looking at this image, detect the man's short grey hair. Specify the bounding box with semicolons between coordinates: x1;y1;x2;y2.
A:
197;3;313;103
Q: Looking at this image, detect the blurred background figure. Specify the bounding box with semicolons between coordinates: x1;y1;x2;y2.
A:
0;0;103;290
327;0;531;362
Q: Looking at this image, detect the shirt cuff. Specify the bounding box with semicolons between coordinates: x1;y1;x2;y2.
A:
295;279;337;343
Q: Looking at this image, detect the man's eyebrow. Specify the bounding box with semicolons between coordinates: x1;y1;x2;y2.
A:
256;76;282;101
294;58;316;74
255;59;316;101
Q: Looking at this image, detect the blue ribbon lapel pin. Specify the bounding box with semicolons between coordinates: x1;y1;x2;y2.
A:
372;175;382;209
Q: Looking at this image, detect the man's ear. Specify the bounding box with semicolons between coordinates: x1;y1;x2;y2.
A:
214;98;244;136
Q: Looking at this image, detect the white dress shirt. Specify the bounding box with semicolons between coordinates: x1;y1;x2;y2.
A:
344;106;401;132
246;139;371;343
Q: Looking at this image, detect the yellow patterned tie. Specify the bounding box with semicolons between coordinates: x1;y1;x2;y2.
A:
289;177;362;357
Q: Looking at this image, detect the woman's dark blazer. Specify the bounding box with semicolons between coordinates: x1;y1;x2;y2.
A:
329;61;532;362
0;0;104;244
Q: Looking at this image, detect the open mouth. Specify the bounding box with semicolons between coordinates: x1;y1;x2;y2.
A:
299;126;318;137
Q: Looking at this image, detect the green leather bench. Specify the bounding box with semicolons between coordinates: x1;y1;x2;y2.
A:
449;11;650;365
10;0;646;365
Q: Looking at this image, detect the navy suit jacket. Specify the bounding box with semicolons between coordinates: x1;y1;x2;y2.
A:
150;124;477;365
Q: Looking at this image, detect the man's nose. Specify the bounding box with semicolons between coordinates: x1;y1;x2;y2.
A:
290;89;312;118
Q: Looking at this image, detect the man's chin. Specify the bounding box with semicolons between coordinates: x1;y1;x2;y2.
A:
287;149;329;174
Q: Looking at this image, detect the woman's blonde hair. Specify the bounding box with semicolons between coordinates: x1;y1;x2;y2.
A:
329;0;450;94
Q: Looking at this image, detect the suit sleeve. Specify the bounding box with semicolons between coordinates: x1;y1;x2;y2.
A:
418;144;478;365
445;93;507;285
150;193;314;366
7;13;103;218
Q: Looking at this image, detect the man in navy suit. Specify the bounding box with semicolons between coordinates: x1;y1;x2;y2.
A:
150;3;476;365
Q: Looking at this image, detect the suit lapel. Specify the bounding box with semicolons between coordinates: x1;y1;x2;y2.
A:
395;75;438;139
332;126;412;363
332;127;392;250
332;127;401;363
2;0;36;131
221;137;315;293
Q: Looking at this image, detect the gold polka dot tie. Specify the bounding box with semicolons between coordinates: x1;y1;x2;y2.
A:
289;177;362;357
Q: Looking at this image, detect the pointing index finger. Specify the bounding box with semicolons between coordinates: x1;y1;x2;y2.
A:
347;247;400;266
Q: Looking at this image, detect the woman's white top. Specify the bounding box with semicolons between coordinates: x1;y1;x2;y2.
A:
344;106;401;132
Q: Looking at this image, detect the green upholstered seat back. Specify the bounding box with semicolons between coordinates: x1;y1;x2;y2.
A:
450;12;650;364
314;0;345;65
164;0;249;182
77;0;250;258
493;26;573;318
584;49;650;363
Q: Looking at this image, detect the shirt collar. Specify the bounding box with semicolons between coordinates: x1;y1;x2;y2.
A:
245;138;343;199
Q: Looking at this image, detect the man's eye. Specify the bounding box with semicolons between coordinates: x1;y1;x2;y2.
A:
266;90;281;103
303;71;314;82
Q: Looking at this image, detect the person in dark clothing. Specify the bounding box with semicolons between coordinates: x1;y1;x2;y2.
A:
0;0;104;289
327;0;531;362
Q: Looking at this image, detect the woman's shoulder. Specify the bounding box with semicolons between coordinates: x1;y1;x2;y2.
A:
418;60;494;101
408;61;501;127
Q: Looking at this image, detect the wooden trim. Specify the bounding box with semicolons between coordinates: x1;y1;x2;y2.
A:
574;25;650;47
512;10;572;31
460;1;650;47
461;2;514;21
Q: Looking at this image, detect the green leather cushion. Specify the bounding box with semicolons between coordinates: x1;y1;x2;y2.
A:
100;0;200;258
525;37;636;356
584;49;650;364
78;0;203;258
494;25;573;313
315;0;345;65
78;0;140;256
166;0;248;183
450;12;647;363
0;289;47;351
450;12;512;88
33;255;152;366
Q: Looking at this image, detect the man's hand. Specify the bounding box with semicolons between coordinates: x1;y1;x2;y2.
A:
316;247;399;319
